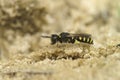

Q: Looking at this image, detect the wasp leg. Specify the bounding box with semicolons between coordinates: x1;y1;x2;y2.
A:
68;37;75;43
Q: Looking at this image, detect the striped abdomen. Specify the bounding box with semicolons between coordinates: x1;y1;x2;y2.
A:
74;35;93;44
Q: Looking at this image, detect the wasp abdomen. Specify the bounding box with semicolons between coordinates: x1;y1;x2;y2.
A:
76;36;93;44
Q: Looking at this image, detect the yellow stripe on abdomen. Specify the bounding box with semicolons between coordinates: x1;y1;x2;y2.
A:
90;39;93;44
79;37;82;40
83;37;86;42
75;40;80;43
87;38;90;43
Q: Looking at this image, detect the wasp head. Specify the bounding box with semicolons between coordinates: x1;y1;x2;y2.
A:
51;34;60;44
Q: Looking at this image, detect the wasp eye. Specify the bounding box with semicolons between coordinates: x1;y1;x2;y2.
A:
51;34;59;44
53;36;57;39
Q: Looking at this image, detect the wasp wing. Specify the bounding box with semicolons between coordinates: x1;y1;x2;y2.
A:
67;33;92;37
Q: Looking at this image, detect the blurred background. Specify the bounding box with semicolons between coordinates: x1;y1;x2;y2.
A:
0;0;120;60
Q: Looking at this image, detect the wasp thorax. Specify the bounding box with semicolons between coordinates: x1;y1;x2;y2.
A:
60;32;70;43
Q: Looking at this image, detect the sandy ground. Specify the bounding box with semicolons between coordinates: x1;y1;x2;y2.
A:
0;0;120;80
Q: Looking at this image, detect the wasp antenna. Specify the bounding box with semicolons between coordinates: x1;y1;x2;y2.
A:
41;35;51;38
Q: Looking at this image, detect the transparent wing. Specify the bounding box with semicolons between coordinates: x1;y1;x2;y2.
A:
67;33;92;37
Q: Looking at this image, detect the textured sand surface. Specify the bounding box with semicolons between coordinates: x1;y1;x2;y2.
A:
0;0;120;80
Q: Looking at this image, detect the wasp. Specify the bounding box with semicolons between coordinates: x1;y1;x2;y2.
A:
41;32;93;45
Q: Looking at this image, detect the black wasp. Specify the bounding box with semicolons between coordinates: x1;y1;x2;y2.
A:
41;32;93;45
